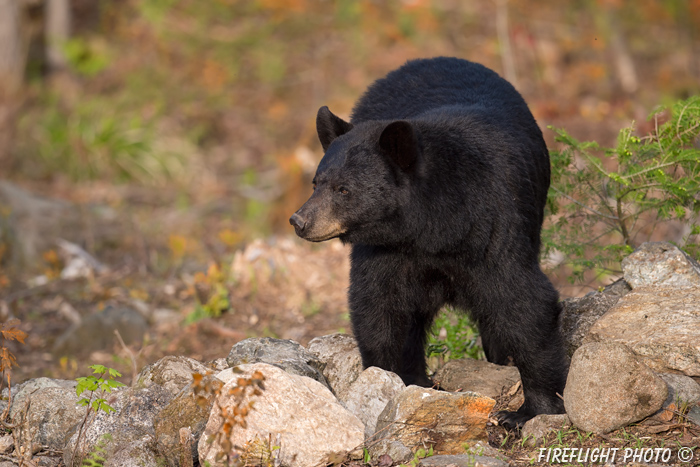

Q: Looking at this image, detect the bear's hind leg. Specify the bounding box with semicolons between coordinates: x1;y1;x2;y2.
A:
470;271;568;429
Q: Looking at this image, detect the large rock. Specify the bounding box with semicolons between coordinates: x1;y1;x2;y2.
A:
622;242;700;289
564;342;667;434
135;355;210;397
97;438;160;467
340;366;405;439
559;278;631;356
198;363;364;467
374;386;494;454
8;378;77;419
655;373;700;421
432;358;520;399
584;286;700;376
307;333;363;397
659;373;700;406
226;337;329;389
8;380;84;453
154;373;223;467
63;385;173;467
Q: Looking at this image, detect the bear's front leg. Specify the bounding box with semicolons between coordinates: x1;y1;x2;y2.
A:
349;245;442;387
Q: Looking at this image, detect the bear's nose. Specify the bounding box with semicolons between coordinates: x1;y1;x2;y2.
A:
289;212;306;232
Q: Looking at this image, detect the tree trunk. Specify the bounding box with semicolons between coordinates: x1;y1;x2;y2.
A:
0;0;24;97
0;0;24;172
46;0;70;70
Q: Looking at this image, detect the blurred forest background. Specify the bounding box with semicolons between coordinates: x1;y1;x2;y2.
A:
0;0;699;383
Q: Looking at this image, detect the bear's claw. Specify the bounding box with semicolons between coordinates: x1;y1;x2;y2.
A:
495;410;533;431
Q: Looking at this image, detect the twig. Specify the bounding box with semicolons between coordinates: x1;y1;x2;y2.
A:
114;330;138;386
495;0;517;88
0;373;15;429
550;186;619;220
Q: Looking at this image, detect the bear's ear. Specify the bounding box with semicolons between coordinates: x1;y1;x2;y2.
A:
317;106;354;151
379;121;420;172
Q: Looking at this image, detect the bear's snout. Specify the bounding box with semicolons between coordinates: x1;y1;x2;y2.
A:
289;212;307;234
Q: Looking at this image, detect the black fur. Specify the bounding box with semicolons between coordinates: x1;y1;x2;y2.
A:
291;57;568;428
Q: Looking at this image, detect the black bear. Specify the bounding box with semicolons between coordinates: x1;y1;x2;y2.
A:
290;57;568;428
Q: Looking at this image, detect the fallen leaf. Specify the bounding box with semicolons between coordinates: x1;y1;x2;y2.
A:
657;402;677;422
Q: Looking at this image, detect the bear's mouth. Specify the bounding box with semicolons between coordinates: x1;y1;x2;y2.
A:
297;220;347;242
302;227;347;242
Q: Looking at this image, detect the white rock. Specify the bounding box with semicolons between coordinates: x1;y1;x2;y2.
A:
340;366;405;438
307;333;363;397
585;286;700;376
564;342;667;434
198;363;364;467
622;242;700;289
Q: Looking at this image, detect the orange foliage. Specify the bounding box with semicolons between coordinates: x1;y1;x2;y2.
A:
200;59;229;91
0;319;26;381
42;249;62;279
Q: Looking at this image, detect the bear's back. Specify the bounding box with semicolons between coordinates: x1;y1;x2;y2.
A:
351;57;533;128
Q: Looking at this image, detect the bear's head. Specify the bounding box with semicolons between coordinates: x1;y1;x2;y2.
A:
289;106;422;244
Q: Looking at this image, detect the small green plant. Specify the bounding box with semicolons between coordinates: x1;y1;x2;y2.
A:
186;262;233;323
72;365;125;467
427;308;484;362
76;365;126;414
18;97;184;184
62;37;110;77
404;445;433;467
544;95;700;283
81;433;113;467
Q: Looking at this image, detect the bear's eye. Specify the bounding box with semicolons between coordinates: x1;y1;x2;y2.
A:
338;187;349;195
312;182;317;190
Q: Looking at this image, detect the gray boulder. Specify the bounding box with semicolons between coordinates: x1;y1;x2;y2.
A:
8;379;84;454
226;337;329;389
585;286;700;376
307;333;363;397
432;358;520;399
564;342;667;434
559;278;631;356
340;366;405;439
660;373;700;406
622;242;700;289
153;373;222;467
63;385;172;467
135;355;209;397
655;373;700;421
